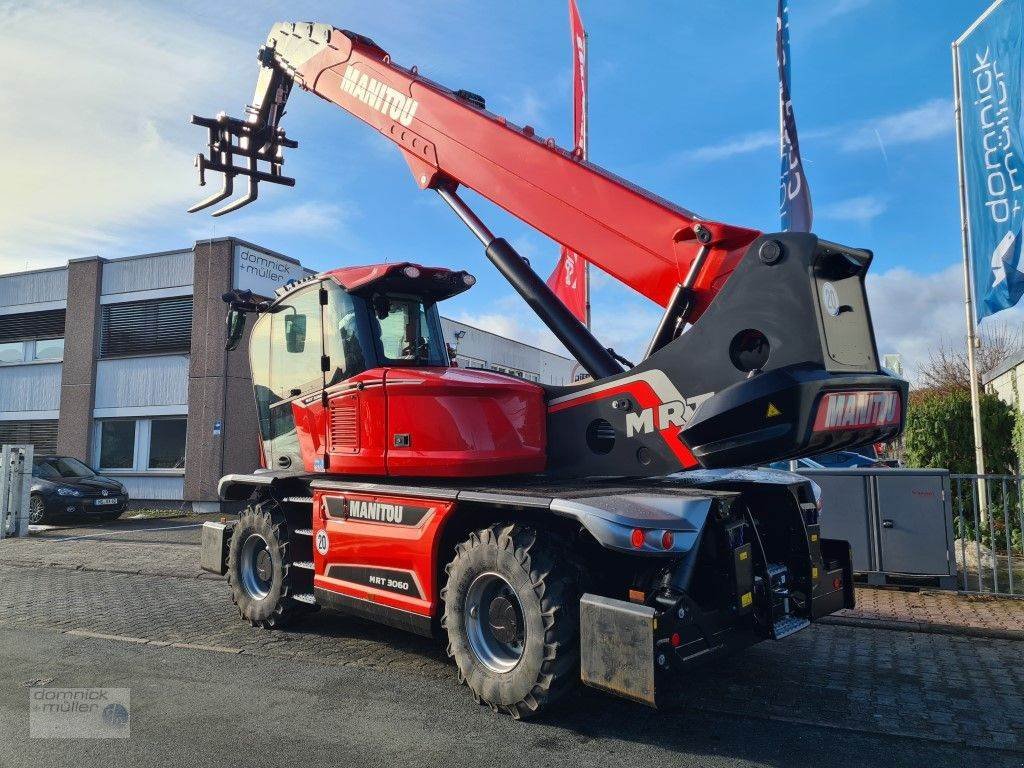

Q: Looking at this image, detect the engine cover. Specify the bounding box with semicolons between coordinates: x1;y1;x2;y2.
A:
384;367;546;477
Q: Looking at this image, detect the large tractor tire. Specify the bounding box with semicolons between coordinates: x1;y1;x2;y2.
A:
227;501;308;629
441;524;581;719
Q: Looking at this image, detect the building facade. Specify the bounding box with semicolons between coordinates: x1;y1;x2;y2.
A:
984;351;1024;411
442;318;576;385
0;239;574;508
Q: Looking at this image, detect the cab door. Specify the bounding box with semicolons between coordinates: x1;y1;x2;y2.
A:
322;283;386;474
249;284;326;472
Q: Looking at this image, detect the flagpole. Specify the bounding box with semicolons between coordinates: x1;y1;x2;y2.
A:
583;25;592;330
951;37;988;519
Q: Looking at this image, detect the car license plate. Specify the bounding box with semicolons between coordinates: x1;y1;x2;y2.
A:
94;498;118;506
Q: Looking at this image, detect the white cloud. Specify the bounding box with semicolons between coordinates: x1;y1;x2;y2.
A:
817;194;887;223
452;276;662;366
838;98;953;152
866;262;1024;384
187;201;353;242
0;0;251;271
677;99;951;166
806;0;874;27
590;295;662;363
514;88;548;127
452;309;566;356
825;0;873;15
677;131;778;163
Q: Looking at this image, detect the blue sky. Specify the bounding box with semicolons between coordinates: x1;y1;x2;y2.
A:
1;0;1007;379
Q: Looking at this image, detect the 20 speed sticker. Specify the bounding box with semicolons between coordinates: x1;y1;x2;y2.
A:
315;530;329;555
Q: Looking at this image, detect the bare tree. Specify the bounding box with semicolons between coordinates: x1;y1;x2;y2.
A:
918;324;1024;393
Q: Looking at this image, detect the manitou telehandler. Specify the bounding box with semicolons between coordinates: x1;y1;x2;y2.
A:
193;22;906;717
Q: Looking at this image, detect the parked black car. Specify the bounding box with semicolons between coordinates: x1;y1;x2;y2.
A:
29;456;129;524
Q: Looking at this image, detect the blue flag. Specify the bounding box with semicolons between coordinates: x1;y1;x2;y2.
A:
956;0;1024;322
777;0;812;233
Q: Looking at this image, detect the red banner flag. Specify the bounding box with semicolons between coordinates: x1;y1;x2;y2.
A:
546;0;589;325
568;0;586;153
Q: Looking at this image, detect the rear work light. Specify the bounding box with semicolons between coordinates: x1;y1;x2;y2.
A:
402;265;422;278
812;390;901;433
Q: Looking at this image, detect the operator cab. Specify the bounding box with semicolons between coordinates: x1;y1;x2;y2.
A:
241;263;547;478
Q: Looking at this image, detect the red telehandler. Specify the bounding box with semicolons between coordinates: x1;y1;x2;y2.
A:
193;22;906;716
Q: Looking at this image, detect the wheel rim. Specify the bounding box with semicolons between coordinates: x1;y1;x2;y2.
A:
464;572;526;673
28;497;44;524
239;534;273;600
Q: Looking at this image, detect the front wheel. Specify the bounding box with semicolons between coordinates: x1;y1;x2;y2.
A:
442;524;580;719
227;502;307;629
28;495;47;525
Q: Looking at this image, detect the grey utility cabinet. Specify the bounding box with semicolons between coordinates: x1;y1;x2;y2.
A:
799;468;957;589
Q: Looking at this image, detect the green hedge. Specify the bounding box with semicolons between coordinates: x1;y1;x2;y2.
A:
904;389;1017;474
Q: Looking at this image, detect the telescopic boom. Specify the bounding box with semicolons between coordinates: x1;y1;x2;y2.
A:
189;22;760;324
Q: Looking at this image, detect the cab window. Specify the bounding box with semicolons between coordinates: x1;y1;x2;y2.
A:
323;283;371;386
372;296;447;366
269;286;324;398
249;313;273;443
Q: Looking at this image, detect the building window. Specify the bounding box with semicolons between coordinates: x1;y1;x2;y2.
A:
489;364;541;383
0;341;24;364
453;353;487;369
101;297;193;357
0;338;64;365
0;308;66;366
0;421;58;455
148;418;187;470
0;309;66;343
99;421;136;469
33;338;64;361
94;417;187;473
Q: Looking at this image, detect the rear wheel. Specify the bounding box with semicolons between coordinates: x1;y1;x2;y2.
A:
442;524;581;719
227;501;308;629
28;495;47;525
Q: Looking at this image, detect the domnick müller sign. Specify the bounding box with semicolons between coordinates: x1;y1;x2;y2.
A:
232;244;306;297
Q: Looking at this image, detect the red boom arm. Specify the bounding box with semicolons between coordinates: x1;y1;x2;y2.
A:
191;23;761;320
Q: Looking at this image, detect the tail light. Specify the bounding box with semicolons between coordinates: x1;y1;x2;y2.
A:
812;390;901;433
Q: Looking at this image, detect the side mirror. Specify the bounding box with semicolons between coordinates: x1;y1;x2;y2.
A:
226;309;247;351
284;314;307;353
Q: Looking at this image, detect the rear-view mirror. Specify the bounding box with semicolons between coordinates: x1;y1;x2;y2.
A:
284;314;307;353
226;309;246;351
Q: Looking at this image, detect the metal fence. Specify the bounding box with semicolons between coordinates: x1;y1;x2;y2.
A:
951;474;1024;596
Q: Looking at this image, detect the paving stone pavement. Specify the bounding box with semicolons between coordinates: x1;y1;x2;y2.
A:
0;519;214;580
1;562;1022;752
4;520;1023;638
833;586;1024;636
